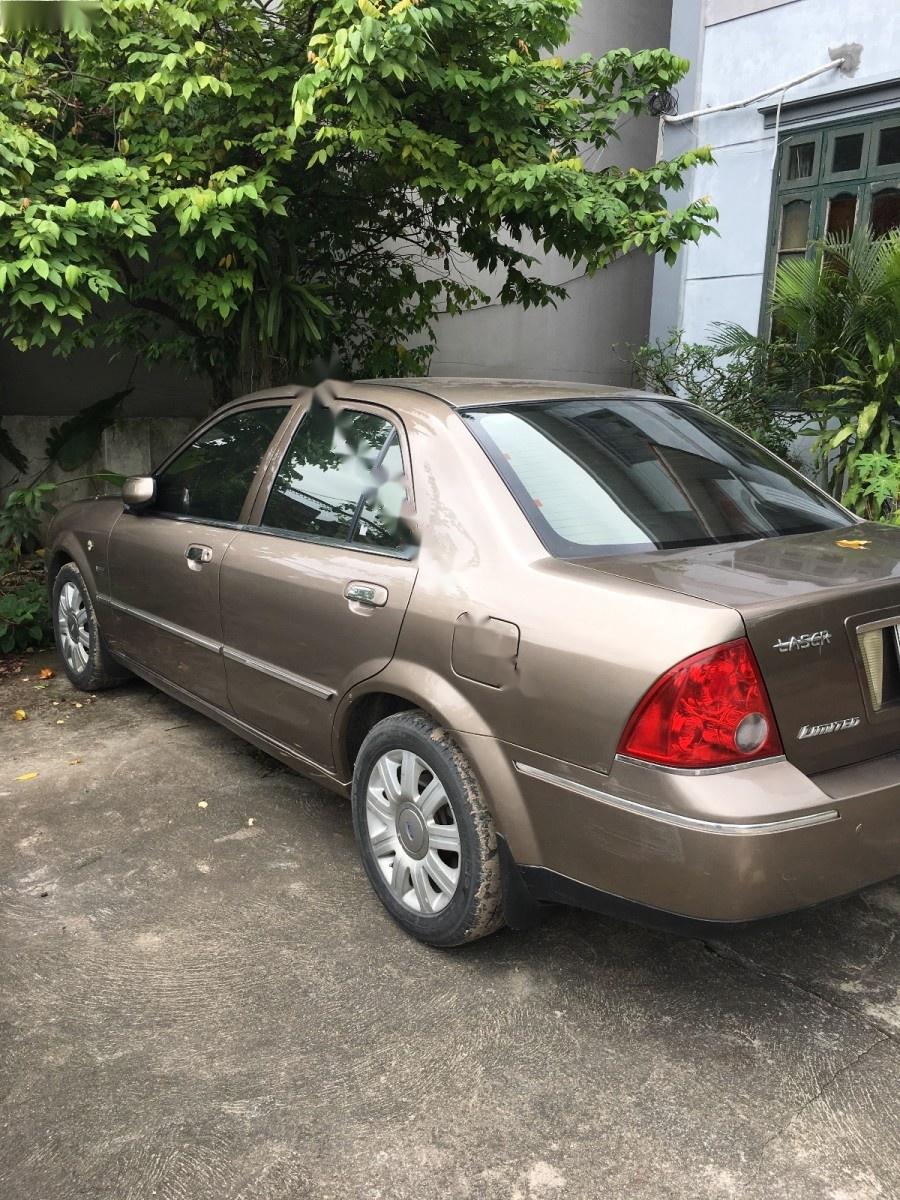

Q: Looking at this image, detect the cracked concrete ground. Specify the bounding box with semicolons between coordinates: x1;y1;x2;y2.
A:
5;653;900;1199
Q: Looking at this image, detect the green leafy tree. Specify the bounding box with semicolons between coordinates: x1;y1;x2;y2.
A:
0;0;716;405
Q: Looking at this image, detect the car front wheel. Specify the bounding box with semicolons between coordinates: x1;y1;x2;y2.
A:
351;709;505;946
52;562;129;691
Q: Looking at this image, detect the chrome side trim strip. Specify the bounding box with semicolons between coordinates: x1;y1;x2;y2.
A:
101;595;221;654
222;647;335;700
512;761;840;837
103;594;335;701
615;753;787;777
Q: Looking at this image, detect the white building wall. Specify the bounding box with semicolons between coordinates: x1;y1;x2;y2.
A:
651;0;899;345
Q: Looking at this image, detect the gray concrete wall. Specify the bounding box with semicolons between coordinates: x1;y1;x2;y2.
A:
651;0;898;345
0;349;207;500
427;0;675;387
0;415;197;504
0;346;210;419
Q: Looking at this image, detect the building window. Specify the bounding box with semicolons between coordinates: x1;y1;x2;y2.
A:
764;114;900;324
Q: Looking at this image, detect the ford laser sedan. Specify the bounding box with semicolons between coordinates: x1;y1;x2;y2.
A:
47;378;900;945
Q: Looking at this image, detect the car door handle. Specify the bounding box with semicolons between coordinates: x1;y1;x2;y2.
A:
185;544;213;567
345;581;388;608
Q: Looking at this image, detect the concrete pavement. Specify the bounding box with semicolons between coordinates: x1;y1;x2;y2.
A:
4;654;900;1199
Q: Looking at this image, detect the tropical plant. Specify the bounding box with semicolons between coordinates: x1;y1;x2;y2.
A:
0;0;717;405
768;229;900;507
823;333;899;513
629;326;798;460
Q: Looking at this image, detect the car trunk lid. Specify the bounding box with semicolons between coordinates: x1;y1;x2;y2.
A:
579;523;900;774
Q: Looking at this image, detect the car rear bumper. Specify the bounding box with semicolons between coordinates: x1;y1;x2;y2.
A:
457;734;900;924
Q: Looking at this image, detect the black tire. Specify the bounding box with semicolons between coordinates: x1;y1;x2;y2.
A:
351;709;505;947
51;562;130;692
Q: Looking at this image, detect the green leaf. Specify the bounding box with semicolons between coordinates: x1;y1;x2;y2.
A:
856;400;881;442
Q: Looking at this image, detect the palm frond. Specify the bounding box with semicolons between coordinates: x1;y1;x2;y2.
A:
707;321;763;356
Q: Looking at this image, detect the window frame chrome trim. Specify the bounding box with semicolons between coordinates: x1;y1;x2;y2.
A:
513;761;839;837
117;510;418;561
248;522;418;560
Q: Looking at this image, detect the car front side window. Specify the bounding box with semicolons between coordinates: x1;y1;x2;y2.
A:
154;405;290;524
262;403;410;551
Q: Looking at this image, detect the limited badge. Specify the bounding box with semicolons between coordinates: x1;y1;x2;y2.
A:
798;716;861;739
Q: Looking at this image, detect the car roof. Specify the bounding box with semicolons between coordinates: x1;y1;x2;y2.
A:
227;377;667;413
357;376;662;408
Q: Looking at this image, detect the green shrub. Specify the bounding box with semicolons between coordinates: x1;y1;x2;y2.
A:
845;452;900;524
0;482;59;557
0;555;50;653
0;472;121;656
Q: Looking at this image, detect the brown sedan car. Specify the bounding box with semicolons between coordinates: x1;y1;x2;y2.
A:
48;378;900;944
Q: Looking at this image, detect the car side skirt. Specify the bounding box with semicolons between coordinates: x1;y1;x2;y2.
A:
111;648;350;797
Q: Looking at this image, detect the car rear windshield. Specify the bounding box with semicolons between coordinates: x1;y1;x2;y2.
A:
462;398;852;558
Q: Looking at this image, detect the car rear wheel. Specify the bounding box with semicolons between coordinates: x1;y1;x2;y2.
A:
52;563;129;691
351;709;505;946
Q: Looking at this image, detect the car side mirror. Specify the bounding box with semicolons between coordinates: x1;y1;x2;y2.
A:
122;475;156;511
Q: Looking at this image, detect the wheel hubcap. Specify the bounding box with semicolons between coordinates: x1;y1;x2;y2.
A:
57;581;90;675
365;749;461;914
396;804;428;858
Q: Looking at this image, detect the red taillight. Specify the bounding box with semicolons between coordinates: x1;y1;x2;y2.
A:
618;638;783;769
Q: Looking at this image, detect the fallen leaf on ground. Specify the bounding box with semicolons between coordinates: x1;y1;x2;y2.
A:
248;817;255;826
197;800;208;809
13;709;27;721
74;702;83;709
17;772;39;782
56;719;65;725
69;759;82;765
39;667;55;680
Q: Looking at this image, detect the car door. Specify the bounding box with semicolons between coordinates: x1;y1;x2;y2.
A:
105;401;294;709
219;394;418;771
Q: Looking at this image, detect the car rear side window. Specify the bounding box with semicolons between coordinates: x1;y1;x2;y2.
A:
262;403;410;551
155;406;290;523
463;399;852;558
